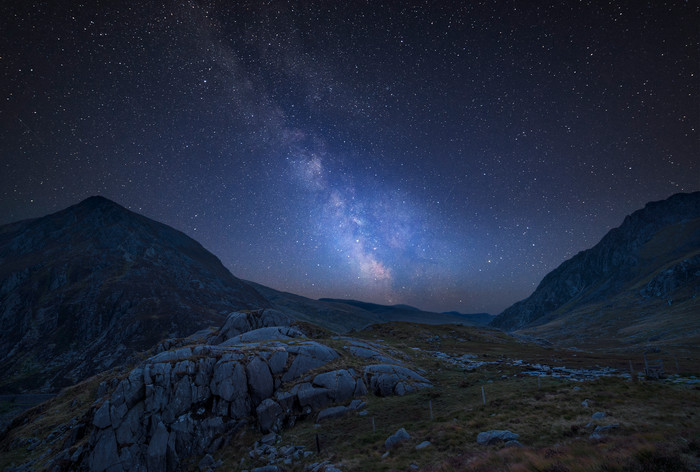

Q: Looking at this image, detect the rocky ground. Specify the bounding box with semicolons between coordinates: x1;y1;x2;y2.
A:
1;319;698;471
0;310;434;471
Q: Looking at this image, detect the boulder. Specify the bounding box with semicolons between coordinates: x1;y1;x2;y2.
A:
293;383;331;410
316;406;349;422
385;428;410;449
364;364;431;396
115;401;145;446
348;399;365;410
476;430;520;445
150;347;193;363
353;378;368;396
210;361;249;417
93;401;111;429
313;369;356;402
282;342;339;381
220;326;305;345
163;376;193;423
266;350;289;375
214;309;293;344
246;356;274;405
415;440;431;450
256;399;284;433
590;423;620;439
346;345;396;364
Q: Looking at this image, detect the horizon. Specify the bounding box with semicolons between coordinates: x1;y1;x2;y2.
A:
4;191;697;316
1;2;698;314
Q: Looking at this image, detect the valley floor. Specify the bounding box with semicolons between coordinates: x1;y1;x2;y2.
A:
206;323;700;471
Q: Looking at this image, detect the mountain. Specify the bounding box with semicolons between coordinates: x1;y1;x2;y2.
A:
442;311;494;326
0;196;269;393
246;289;480;332
319;298;492;326
319;299;423;314
490;192;700;348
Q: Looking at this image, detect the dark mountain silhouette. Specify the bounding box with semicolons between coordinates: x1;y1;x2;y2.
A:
319;298;493;326
491;192;700;348
244;289;482;332
0;196;269;392
441;311;494;326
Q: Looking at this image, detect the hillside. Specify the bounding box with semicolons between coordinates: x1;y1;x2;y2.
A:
491;192;700;349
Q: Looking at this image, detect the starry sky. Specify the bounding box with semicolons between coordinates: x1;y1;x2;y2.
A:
1;1;698;314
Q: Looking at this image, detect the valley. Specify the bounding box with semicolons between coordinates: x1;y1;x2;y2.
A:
0;193;698;471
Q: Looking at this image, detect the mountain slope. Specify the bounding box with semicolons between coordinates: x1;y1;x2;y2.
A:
0;196;269;392
490;192;700;348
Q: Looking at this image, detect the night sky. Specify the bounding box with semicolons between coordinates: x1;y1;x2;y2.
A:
1;1;698;314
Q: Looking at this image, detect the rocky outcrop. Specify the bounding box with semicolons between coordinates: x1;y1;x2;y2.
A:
49;310;432;471
211;310;293;344
640;255;700;299
364;364;431;396
491;192;700;331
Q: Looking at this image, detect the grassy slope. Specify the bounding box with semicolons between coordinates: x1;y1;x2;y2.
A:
225;323;700;472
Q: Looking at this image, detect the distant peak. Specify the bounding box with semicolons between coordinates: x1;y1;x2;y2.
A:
67;195;130;218
81;195;117;205
75;195;126;211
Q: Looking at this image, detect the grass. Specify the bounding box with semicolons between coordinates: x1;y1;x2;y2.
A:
213;323;700;471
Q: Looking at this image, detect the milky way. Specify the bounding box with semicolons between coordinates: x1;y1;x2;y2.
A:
1;1;698;313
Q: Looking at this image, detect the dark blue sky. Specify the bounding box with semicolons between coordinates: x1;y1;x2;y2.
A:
1;1;698;313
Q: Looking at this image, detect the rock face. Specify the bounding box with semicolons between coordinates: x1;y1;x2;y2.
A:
640;254;700;299
491;192;700;332
0;196;270;393
53;310;432;471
